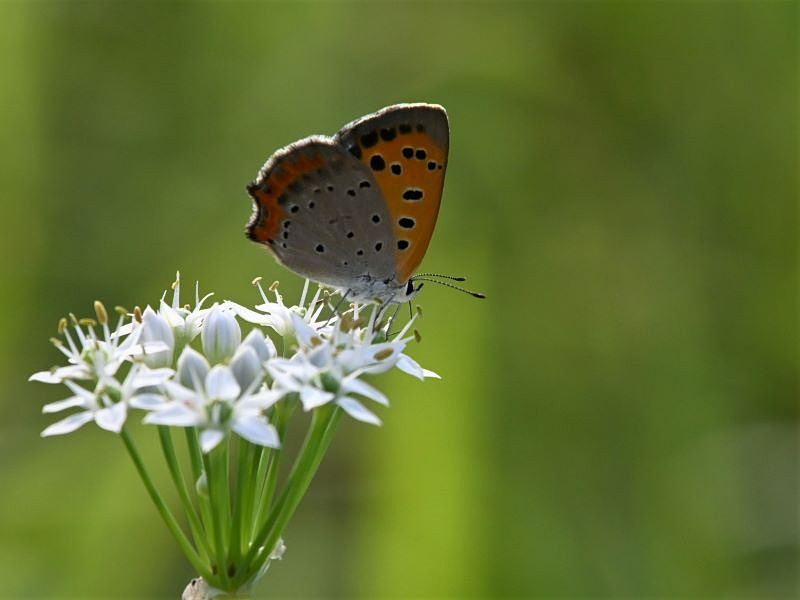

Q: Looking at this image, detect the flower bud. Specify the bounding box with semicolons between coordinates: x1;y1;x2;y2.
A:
177;347;210;390
140;307;175;368
242;329;276;363
230;346;262;393
201;306;241;364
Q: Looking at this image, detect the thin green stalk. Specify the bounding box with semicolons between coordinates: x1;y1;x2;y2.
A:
241;443;264;543
252;402;294;539
185;428;214;544
157;426;213;562
120;428;211;580
228;437;255;564
237;406;341;585
203;444;230;589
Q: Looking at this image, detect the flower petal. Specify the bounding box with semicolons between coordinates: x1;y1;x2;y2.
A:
396;355;440;380
205;366;240;401
200;429;225;453
43;396;89;413
232;415;280;448
41;411;95;436
340;376;389;406
129;393;167;410
290;312;317;347
144;402;202;427
299;385;334;411
95;402;127;433
130;367;175;388
337;396;381;425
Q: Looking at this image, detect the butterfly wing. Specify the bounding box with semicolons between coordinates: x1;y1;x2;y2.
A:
335;103;449;283
246;136;396;289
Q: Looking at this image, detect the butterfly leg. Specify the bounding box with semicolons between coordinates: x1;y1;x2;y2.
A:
324;289;351;326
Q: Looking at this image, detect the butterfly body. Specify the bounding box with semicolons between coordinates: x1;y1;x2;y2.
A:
246;104;449;304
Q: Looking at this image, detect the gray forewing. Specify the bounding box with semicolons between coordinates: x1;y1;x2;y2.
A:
261;138;396;289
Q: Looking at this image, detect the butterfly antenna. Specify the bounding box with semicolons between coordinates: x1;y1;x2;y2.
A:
411;277;486;299
414;273;468;282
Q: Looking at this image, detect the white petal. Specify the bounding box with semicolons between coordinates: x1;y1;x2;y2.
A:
176;347;210;390
340;376;389;406
63;379;98;401
232;415;280;448
163;380;200;403
41;411;95;436
95;402;127;433
396;355;440;380
240;389;284;411
43;396;89;413
230;346;262;394
242;328;276;362
29;370;63;384
337;397;381;425
205;366;240;401
299;385;334;411
130;367;174;388
199;429;225;453
202;306;241;364
290;312;317;347
144;403;202;427
129;393;167;410
29;364;89;383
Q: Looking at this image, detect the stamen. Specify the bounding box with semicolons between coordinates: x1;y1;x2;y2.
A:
57;317;68;335
114;306;128;316
299;278;310;309
94;301;108;325
133;306;143;323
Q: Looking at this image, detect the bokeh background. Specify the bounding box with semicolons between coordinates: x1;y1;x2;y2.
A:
0;2;796;599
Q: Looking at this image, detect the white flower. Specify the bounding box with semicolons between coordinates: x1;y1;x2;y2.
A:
143;364;282;453
233;278;333;339
158;272;214;356
267;310;438;425
41;363;173;436
140;307;175;368
202;305;241;365
29;306;167;385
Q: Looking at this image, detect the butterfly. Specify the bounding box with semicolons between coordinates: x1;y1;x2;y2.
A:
245;103;451;305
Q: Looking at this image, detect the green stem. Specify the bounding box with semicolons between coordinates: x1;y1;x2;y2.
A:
252;403;293;539
158;426;213;562
241;443;264;543
238;405;341;585
185;428;214;547
228;437;254;565
120;428;211;580
203;444;230;589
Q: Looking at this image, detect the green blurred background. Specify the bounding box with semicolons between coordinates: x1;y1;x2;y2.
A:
0;2;796;598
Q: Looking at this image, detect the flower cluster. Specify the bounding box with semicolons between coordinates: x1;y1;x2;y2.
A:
31;274;438;451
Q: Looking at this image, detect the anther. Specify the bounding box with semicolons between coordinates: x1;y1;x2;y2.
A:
93;300;108;325
413;329;422;343
133;306;143;323
114;305;128;316
251;276;263;286
269;280;280;292
57;317;68;335
374;348;394;360
79;318;97;327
